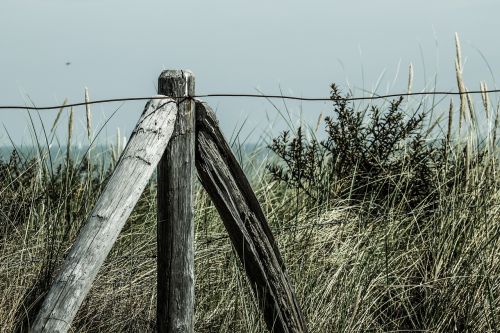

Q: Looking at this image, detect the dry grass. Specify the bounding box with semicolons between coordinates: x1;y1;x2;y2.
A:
0;150;498;332
1;45;499;332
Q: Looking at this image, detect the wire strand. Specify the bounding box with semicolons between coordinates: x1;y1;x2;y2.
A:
1;89;500;111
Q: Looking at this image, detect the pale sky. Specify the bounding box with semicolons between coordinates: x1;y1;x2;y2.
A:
1;0;499;145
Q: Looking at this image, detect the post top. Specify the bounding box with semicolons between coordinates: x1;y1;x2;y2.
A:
158;70;195;96
159;69;194;79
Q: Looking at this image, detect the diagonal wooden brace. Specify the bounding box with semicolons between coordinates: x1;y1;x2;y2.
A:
32;98;178;333
195;100;308;333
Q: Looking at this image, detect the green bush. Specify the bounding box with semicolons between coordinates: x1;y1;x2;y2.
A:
267;84;481;211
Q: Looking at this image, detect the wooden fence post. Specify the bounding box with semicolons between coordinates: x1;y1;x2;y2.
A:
195;100;308;333
157;70;195;332
31;98;178;332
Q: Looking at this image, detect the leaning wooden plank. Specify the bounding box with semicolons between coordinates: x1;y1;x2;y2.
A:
32;97;178;333
195;100;308;333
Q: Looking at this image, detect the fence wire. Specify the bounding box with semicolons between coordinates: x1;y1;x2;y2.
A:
1;88;500;111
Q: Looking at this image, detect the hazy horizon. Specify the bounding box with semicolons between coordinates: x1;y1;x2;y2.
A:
1;0;499;146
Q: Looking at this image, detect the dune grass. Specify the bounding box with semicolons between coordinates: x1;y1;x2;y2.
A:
1;36;499;332
1;124;498;332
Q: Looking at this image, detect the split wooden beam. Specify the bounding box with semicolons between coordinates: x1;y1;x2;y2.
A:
32;97;178;333
195;101;308;333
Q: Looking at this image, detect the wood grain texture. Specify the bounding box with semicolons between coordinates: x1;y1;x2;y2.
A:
195;100;308;333
31;98;178;333
157;70;195;333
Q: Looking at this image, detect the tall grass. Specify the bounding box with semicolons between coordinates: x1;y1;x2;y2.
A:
1;37;499;332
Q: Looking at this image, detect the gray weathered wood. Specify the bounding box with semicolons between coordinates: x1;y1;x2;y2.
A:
31;97;178;333
195;101;308;333
157;70;195;333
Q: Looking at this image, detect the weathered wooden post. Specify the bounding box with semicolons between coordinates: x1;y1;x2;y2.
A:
157;70;195;332
195;101;308;333
31;98;178;332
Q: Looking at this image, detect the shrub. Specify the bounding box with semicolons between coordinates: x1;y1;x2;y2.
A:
268;84;446;210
